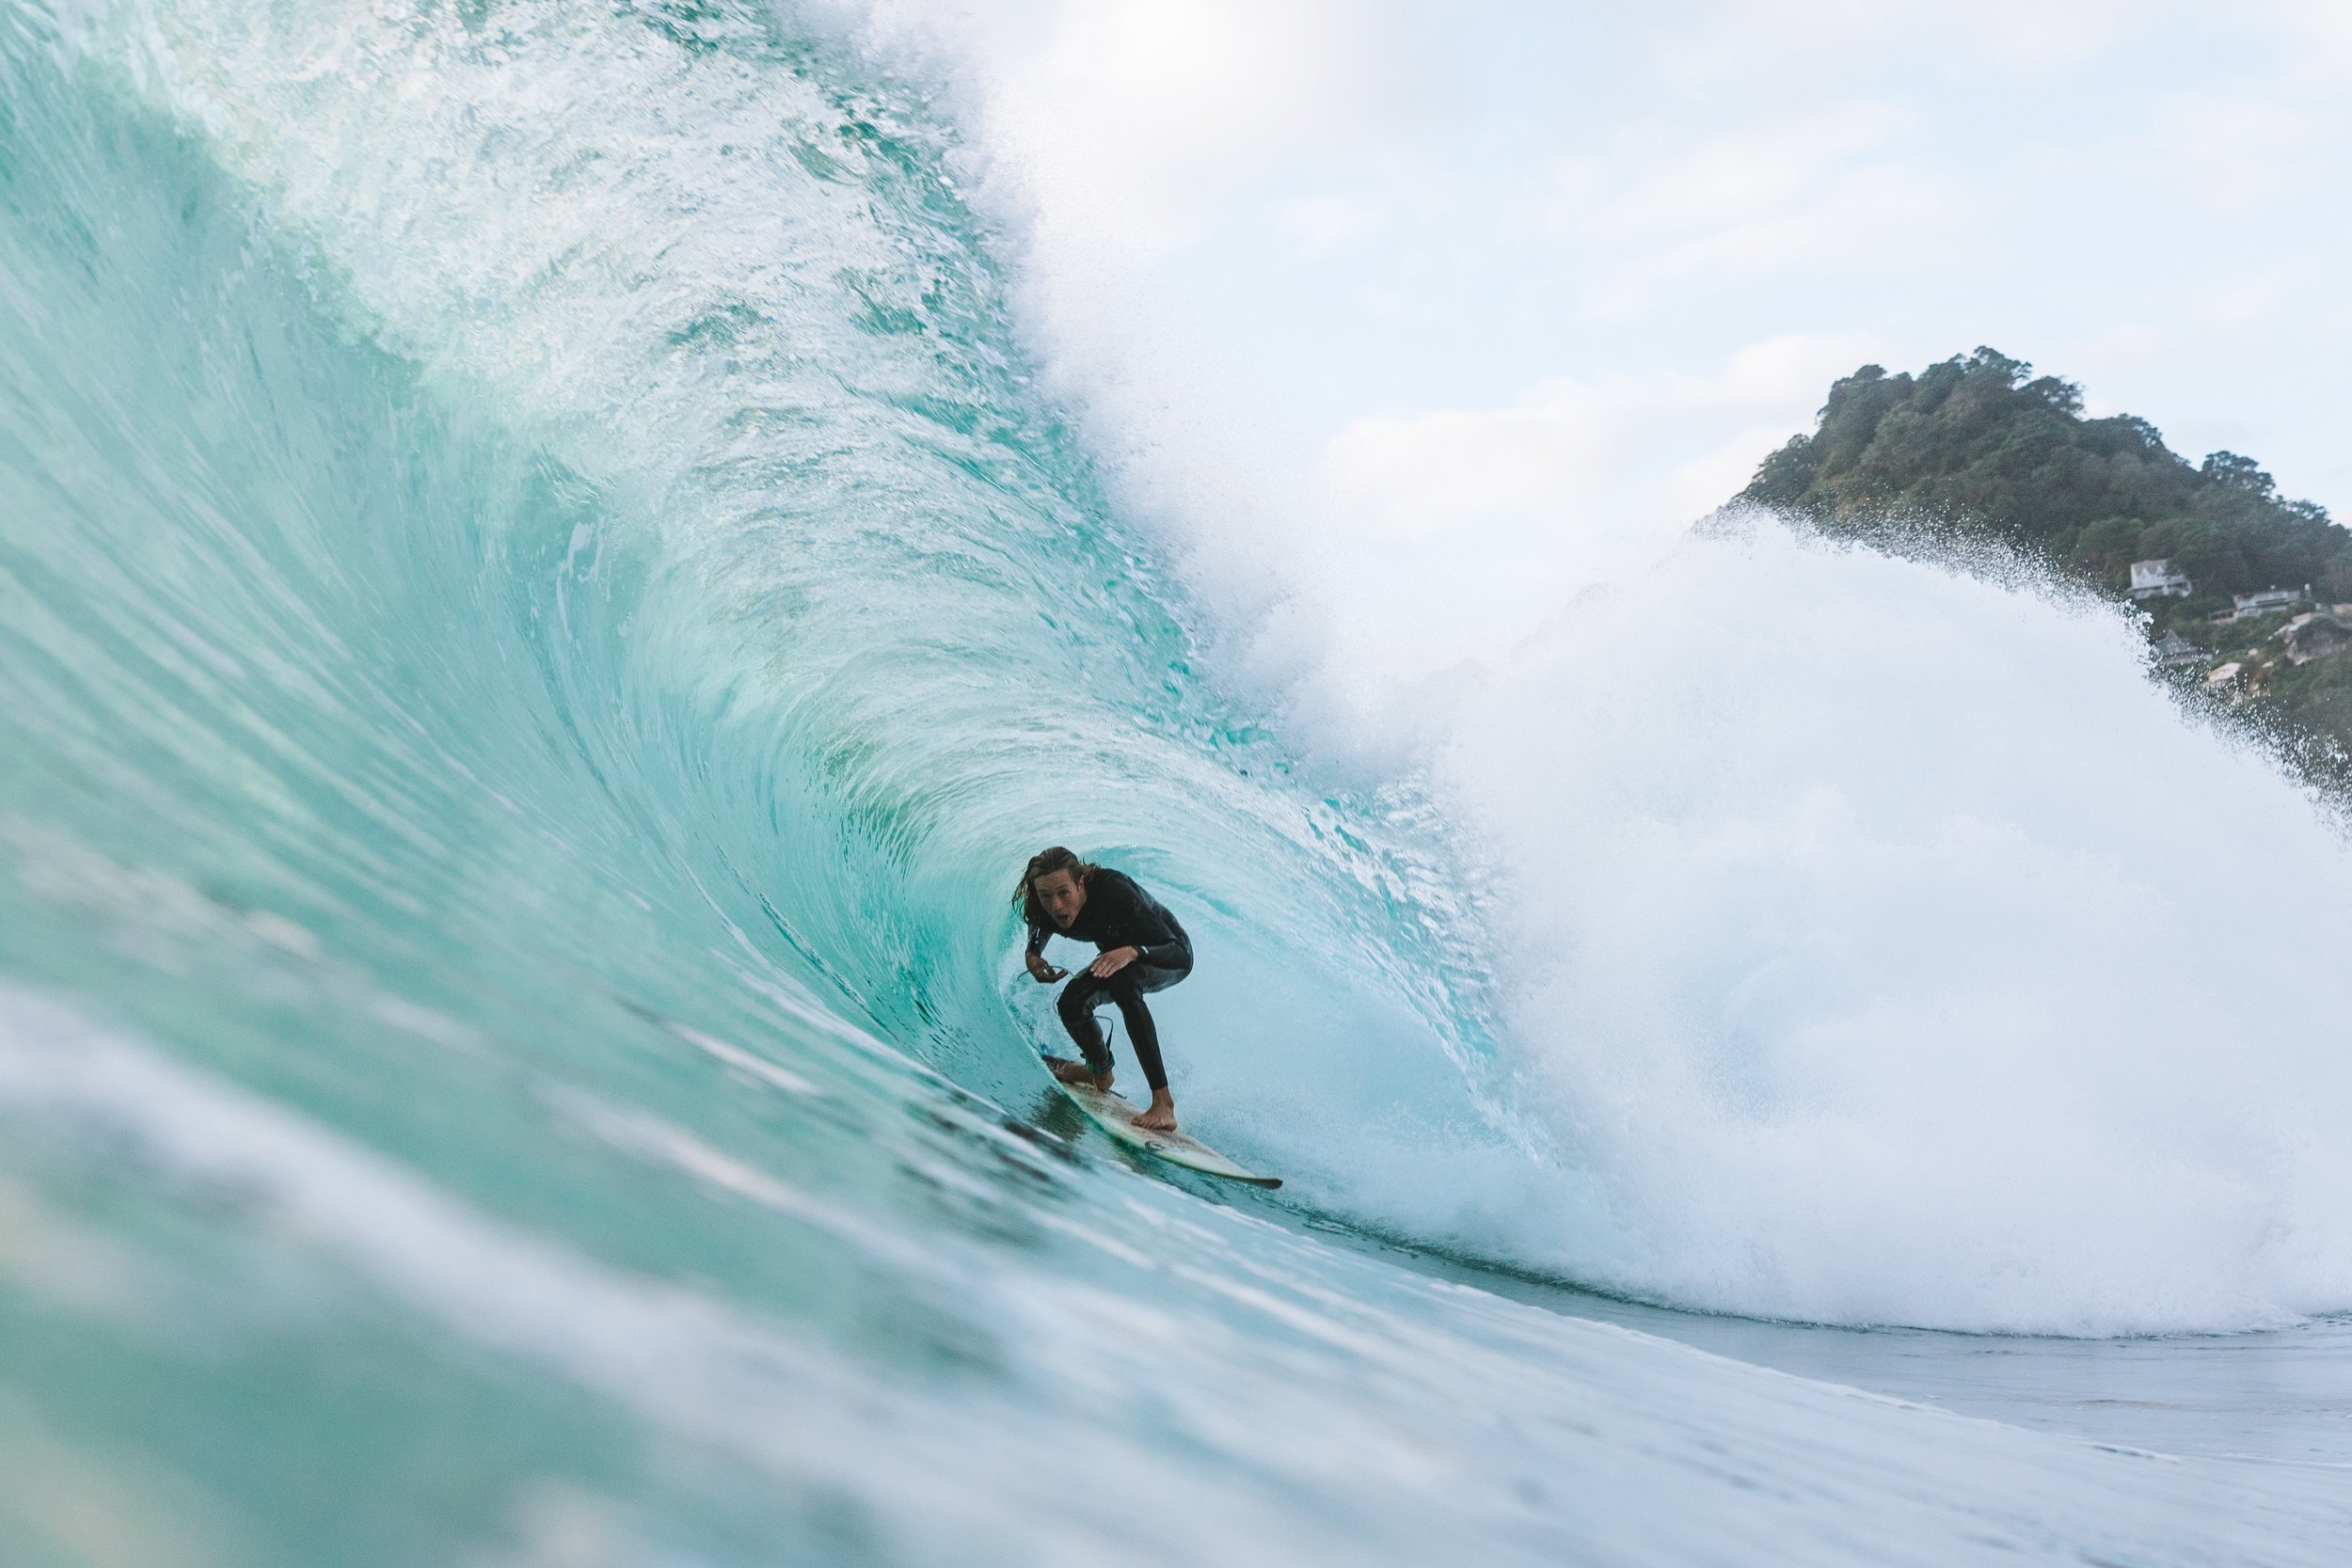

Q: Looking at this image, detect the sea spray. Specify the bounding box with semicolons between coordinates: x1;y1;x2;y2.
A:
1425;520;2352;1331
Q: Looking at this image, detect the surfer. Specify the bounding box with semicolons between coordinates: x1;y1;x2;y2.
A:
1016;847;1192;1133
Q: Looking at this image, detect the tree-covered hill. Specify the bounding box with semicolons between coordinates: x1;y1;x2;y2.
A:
1742;348;2352;776
1743;347;2352;617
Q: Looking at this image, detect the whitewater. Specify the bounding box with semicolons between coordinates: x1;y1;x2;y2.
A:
1;2;2348;1562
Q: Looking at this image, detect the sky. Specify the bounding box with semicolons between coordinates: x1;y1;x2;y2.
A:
836;0;2352;692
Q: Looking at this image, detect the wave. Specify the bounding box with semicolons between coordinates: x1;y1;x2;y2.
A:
2;0;1504;1283
8;2;2352;1559
2;0;2347;1392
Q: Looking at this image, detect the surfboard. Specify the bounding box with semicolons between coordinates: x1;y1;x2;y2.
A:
1052;1075;1282;1189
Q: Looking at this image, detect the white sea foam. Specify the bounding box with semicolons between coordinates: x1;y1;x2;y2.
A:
1403;520;2352;1332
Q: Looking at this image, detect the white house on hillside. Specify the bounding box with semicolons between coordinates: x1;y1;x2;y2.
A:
2129;559;2192;598
2233;586;2304;617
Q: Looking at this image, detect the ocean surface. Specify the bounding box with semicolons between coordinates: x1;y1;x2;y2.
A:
3;3;2349;1563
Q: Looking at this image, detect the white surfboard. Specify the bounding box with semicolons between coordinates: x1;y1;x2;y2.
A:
1053;1076;1282;1189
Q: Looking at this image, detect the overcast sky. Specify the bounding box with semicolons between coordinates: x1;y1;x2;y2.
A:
843;0;2352;687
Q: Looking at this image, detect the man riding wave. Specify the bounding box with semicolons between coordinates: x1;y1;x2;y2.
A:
1015;847;1192;1133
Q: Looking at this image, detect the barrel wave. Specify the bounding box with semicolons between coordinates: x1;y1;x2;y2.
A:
2;3;2349;1563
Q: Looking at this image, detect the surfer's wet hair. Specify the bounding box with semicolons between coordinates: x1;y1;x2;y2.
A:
1013;846;1097;924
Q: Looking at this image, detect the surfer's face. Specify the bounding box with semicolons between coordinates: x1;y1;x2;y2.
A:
1035;868;1087;929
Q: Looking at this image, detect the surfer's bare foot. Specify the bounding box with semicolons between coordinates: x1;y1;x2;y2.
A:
1044;1055;1104;1088
1133;1090;1178;1133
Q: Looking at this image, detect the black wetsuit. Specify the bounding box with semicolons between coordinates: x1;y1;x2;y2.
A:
1026;868;1193;1091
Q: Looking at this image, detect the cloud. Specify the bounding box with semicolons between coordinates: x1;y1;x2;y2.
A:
2150;90;2337;214
1684;0;2185;74
1277;194;1387;254
1585;159;1975;319
1320;333;1884;550
1589;104;1914;239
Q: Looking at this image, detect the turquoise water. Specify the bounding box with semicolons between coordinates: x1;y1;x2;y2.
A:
2;4;2349;1563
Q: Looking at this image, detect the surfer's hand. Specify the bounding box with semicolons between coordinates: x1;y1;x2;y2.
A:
1088;946;1139;978
1026;953;1066;984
